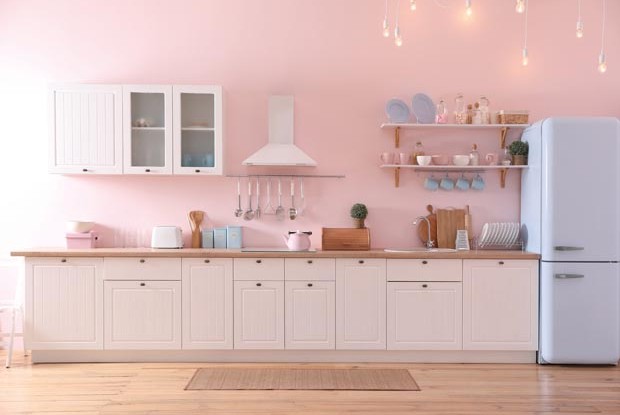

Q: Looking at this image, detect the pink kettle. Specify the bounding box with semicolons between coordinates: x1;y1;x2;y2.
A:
283;230;312;251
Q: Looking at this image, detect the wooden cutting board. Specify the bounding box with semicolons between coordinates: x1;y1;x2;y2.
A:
436;208;466;249
417;205;437;246
322;228;370;251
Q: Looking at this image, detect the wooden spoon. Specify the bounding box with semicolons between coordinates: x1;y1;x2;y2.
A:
188;210;204;248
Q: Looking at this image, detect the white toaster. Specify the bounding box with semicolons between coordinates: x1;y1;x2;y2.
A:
151;226;183;249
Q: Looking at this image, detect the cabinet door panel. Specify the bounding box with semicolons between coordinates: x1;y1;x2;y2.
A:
49;84;122;174
463;260;538;350
387;282;462;350
336;259;386;350
234;281;284;349
285;281;335;349
104;280;181;349
27;258;103;350
182;259;233;349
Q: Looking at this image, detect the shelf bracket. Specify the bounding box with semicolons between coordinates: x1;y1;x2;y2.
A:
500;127;509;149
500;168;508;188
394;167;400;188
395;127;400;148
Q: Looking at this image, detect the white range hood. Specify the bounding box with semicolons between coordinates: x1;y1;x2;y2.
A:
242;96;317;167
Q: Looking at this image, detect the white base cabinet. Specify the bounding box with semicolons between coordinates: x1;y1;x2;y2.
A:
387;282;462;350
182;259;233;349
285;281;335;349
234;281;284;349
104;280;181;350
463;260;539;350
26;258;103;350
336;259;386;350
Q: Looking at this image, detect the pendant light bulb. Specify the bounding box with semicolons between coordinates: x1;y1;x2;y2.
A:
522;48;529;66
598;53;607;73
395;26;403;47
465;0;472;17
382;18;390;37
576;20;584;38
516;0;525;14
410;0;417;11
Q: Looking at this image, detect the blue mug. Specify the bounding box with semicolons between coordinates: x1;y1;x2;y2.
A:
440;175;454;191
424;175;439;191
471;174;485;190
456;175;470;191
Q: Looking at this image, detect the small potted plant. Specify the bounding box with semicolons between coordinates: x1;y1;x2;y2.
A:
508;140;529;165
350;203;368;229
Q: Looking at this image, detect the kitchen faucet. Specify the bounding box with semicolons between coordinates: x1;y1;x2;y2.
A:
413;216;435;249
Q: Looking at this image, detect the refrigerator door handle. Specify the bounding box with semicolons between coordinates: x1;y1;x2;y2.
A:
554;246;585;251
554;273;585;279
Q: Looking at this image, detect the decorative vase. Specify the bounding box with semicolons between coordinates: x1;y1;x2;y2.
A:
512;155;527;165
353;218;366;229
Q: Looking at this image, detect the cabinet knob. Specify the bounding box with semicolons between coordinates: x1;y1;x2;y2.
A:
195;169;201;173
422;284;428;288
204;259;210;263
358;260;364;264
256;282;262;287
307;260;313;264
61;258;67;263
422;260;428;265
82;168;88;172
256;259;262;264
499;261;505;265
139;259;146;263
145;169;151;172
140;282;146;287
307;283;313;287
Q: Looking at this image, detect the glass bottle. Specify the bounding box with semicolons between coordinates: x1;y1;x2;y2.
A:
479;96;491;124
472;102;482;124
466;104;473;124
435;99;448;124
469;143;480;166
412;141;425;165
502;148;512;165
454;93;465;124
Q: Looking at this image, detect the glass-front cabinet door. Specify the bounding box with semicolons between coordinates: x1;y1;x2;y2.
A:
123;85;173;174
173;85;223;175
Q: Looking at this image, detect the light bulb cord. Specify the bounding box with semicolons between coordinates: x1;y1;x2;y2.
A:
396;0;401;25
600;0;606;54
577;0;581;21
523;0;529;49
384;0;389;19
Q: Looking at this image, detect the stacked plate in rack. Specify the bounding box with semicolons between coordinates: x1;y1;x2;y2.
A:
479;222;521;247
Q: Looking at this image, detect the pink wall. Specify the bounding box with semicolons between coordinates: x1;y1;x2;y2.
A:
0;0;619;258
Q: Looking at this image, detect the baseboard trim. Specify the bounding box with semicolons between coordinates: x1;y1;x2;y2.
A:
31;350;537;364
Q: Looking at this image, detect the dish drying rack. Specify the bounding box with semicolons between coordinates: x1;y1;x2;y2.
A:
475;222;524;251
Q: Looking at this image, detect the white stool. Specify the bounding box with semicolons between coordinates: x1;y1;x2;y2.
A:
1;271;24;368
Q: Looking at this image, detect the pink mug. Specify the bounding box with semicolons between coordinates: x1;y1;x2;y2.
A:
399;152;410;165
380;152;395;164
485;153;498;165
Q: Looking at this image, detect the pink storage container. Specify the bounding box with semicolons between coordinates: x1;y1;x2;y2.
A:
66;232;98;249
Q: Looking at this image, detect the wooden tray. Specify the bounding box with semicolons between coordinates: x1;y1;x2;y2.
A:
322;228;370;251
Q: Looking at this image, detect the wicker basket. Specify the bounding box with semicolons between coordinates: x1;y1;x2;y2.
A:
497;110;529;124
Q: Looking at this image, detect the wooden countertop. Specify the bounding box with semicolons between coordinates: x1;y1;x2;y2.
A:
10;248;540;260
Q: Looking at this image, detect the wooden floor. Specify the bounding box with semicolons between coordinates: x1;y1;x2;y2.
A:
1;352;619;414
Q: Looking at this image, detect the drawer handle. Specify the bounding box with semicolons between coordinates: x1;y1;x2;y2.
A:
82;168;88;172
195;169;201;173
307;283;313;287
499;261;505;265
307;260;313;264
358;260;364;264
422;284;428;288
256;259;262;264
204;259;210;263
61;258;67;263
256;282;262;287
422;260;428;265
140;282;146;287
145;168;151;172
139;259;146;263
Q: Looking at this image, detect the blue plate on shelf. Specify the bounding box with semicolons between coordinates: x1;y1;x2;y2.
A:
412;93;436;124
385;99;411;123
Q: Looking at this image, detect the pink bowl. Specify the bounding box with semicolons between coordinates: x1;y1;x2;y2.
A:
431;155;450;166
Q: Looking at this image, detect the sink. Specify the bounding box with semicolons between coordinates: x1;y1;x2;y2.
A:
383;248;458;253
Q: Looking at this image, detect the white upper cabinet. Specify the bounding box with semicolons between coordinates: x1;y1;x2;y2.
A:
173;85;223;175
49;84;123;174
122;85;173;174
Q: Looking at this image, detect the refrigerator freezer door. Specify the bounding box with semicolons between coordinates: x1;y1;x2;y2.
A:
540;262;619;364
541;117;620;262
